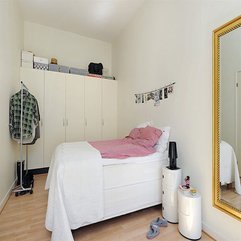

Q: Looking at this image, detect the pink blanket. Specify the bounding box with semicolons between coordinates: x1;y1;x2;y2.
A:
89;138;156;159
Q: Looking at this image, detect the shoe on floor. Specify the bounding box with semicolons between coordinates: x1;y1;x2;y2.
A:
151;217;168;227
146;224;160;239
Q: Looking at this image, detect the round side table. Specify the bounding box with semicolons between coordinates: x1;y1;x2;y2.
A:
178;188;202;240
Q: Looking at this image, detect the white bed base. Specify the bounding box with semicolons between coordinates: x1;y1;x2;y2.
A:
84;157;168;226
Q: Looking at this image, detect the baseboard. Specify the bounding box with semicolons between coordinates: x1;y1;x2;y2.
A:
203;222;225;241
28;167;49;175
0;178;17;214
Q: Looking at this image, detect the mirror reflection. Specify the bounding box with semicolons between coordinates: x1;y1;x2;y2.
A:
219;26;241;211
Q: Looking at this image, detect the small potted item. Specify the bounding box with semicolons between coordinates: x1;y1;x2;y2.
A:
181;176;190;189
184;176;190;189
51;58;58;64
180;176;190;190
49;58;59;72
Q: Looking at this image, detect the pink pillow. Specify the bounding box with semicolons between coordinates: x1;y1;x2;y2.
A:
126;128;141;139
139;126;162;146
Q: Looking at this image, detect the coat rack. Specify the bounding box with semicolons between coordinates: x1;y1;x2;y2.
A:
12;81;33;196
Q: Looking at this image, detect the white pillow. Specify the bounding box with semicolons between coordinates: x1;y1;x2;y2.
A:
155;126;171;153
137;121;154;128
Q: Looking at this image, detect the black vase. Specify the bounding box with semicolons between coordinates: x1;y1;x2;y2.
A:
168;141;178;169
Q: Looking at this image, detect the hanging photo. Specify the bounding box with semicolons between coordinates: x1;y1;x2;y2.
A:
168;85;174;94
154;91;159;102
141;94;144;103
147;93;152;101
159;89;162;100
137;94;142;103
164;88;168;99
144;94;148;102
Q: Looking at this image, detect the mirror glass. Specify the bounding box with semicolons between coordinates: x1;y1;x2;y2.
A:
220;26;241;211
213;15;241;220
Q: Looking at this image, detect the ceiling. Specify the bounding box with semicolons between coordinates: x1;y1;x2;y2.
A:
18;0;145;42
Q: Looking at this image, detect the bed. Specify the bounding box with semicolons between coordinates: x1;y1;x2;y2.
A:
220;140;241;194
45;125;170;241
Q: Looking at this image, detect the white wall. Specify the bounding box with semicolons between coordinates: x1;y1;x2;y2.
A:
0;0;23;209
112;1;241;240
24;22;112;75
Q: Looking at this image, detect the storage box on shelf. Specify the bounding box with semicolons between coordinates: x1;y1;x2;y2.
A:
49;64;59;72
48;65;88;75
22;50;33;61
80;69;89;76
34;62;48;70
178;188;202;240
21;50;33;69
69;67;88;76
59;65;69;73
34;56;49;71
34;56;48;64
162;166;182;223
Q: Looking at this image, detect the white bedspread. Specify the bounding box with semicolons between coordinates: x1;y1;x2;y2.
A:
45;142;103;241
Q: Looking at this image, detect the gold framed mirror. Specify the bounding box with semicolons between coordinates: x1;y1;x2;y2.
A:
213;15;241;220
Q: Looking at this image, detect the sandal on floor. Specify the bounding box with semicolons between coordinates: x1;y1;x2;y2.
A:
146;224;160;239
151;217;168;227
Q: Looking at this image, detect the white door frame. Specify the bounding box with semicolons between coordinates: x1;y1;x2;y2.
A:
235;70;241;156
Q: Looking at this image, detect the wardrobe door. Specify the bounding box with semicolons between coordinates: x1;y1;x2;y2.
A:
44;71;66;167
20;67;44;169
84;76;102;141
102;79;117;140
65;74;85;142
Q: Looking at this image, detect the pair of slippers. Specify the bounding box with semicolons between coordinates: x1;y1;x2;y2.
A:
146;217;168;239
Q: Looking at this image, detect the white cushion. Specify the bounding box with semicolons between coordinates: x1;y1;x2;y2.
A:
155;127;171;153
136;121;154;128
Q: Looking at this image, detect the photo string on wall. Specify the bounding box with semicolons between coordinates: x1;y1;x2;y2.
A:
134;82;175;106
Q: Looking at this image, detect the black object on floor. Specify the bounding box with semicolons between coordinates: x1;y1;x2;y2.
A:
16;161;34;196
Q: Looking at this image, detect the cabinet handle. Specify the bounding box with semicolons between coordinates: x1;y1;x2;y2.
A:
162;175;164;179
162;191;164;194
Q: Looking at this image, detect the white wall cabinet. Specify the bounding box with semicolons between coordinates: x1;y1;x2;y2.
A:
102;79;117;140
85;76;102;141
44;71;66;167
20;67;117;169
65;74;85;142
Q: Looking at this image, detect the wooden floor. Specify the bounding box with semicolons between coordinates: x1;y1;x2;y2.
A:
221;183;241;211
0;174;214;241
